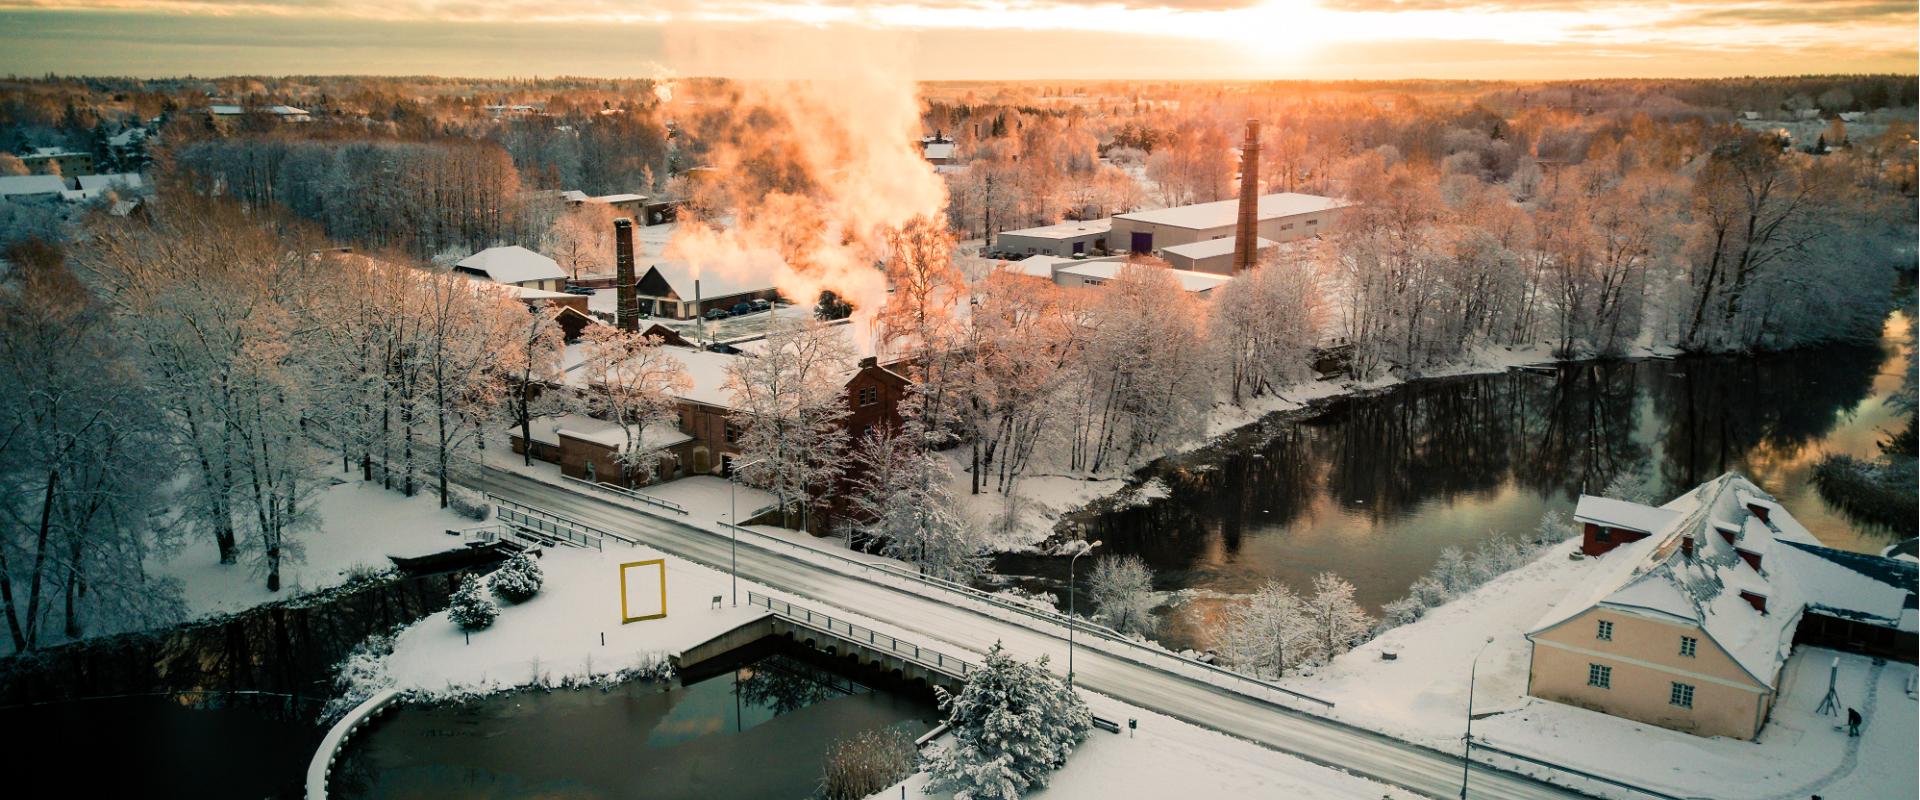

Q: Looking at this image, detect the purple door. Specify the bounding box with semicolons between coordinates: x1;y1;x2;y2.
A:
1130;231;1153;253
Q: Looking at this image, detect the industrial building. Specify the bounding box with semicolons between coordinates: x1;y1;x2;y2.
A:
1109;192;1345;257
993;218;1112;258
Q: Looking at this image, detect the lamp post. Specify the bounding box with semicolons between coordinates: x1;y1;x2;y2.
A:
728;457;766;607
1461;636;1496;800
1065;537;1101;687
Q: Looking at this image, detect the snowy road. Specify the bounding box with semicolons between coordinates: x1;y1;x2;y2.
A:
479;467;1594;800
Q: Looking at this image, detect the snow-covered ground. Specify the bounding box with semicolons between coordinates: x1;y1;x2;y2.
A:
875;690;1417;800
154;475;480;620
1285;538;1919;799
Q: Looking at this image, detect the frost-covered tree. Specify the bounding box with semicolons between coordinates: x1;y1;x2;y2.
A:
726;319;853;530
1086;554;1155;637
448;574;498;631
1303;572;1373;663
579;326;691;486
1217;581;1312;678
848;430;985;582
928;642;1092;800
489;551;544;604
1067;261;1213;473
1430;546;1473;593
962;268;1082;495
1211;247;1325;404
500;304;570;467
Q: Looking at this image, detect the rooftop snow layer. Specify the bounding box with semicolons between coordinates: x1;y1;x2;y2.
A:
456;246;566;285
1114;192;1344;232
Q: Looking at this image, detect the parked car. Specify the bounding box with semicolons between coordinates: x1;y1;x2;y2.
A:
750;299;772;312
703;308;730;321
731;302;753;316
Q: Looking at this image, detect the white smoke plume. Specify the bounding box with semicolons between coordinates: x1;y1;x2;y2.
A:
658;26;947;328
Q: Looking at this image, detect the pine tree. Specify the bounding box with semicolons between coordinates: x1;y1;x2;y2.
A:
928;642;1091;800
489;551;544;604
448;574;498;630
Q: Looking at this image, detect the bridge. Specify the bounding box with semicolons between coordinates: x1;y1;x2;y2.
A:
477;465;1671;800
675;592;978;694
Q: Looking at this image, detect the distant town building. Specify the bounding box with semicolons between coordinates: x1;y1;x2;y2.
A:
634;261;780;320
922;133;957;165
0;174;72;203
1051;258;1232;296
1160;235;1278;275
1527;473;1917;740
453;246;568;292
588;193;648;215
1110;192;1346;257
993;218;1112;258
205;104;312;122
20;147;93;177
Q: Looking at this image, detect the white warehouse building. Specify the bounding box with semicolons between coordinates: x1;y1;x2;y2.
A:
1110;192;1345;263
992;218;1112;258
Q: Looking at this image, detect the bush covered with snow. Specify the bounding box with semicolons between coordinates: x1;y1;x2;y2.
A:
447;574;497;630
488;551;544;604
928;642;1091;800
1371;511;1580;636
324;632;396;719
448;488;491;521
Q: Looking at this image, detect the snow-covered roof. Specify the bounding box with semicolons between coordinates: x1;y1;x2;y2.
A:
591;193;648;204
27;147;86;159
1005;254;1079;279
999;218;1112;240
1115;193;1345;232
1528;473;1905;689
207;104;308;116
1573;495;1681;534
559;190;589;203
643;260;776;301
526;413;691;453
107;128;148;148
1057;261;1232;293
563;341;745;410
923;142;956;160
76;173;145;193
1161;236;1277;261
0;175;69;198
455;246;566;285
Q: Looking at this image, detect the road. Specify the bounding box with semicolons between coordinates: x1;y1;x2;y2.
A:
482;466;1592;800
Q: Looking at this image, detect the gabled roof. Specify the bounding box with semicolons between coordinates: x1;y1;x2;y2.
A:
454;246;565;285
1529;473;1908;689
518;413;690;452
1114;193;1345;231
641;261;775;301
0;175;69;198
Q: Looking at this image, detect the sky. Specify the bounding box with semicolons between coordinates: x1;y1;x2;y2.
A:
0;0;1913;80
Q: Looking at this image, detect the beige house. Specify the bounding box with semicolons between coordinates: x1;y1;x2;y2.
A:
1527;473;1917;740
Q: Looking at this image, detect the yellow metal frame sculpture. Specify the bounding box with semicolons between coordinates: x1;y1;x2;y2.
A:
619;559;668;623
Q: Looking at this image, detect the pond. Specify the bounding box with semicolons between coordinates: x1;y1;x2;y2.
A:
334;649;939;800
1000;313;1911;652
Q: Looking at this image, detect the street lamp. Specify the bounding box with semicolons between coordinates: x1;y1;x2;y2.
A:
728;457;766;607
1461;636;1496;800
1063;537;1102;687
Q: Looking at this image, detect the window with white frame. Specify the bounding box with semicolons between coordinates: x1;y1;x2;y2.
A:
1680;636;1698;657
1596;619;1614;641
1670;682;1695;708
1588;663;1611;689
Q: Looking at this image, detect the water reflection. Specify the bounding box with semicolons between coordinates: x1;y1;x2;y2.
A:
1019;316;1909;652
338;651;936;800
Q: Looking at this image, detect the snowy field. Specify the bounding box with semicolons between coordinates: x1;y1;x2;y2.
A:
875;690;1417;800
1285;538;1919;799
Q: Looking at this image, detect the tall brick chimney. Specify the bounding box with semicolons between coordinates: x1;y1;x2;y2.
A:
614;218;638;332
1231;118;1261;274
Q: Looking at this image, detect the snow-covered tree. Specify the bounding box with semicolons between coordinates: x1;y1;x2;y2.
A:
1086;553;1156;637
848;430;985;582
1067;260;1213;473
448;573;498;630
500;304;570;467
961;268;1083;495
725;319;853;530
489;550;544;604
1430;546;1473;593
1211;247;1326;404
1217;581;1312;679
928;641;1092;800
1303;572;1373;663
579;326;691;486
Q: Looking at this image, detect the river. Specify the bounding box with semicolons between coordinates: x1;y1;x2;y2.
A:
1000;314;1911;652
333;648;937;799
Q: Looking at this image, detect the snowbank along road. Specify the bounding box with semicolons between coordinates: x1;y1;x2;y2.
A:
479;467;1597;800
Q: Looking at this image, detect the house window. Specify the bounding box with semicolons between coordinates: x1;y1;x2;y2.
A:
1680;636;1697;658
1281;223;1294;230
1306;219;1319;225
1596;620;1613;641
1670;682;1695;709
1594;527;1612;542
1588;664;1611;689
858;386;879;406
724;421;742;445
1083;278;1105;286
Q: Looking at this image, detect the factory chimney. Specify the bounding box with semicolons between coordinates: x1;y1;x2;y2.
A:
1231;118;1261;274
614;218;638;332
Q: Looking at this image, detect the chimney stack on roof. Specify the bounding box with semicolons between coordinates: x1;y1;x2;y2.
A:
614;218;638;333
1232;118;1261;274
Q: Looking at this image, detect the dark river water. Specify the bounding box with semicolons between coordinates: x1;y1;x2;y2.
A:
334;650;937;800
1000;314;1912;652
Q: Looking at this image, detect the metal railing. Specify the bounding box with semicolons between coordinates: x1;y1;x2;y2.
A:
1470;740;1686;800
561;475;689;515
492;497;611;550
749;591;975;679
717;522;1332;710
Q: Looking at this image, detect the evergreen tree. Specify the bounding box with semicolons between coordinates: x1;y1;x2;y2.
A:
489;550;544;604
928;642;1091;800
448;574;498;630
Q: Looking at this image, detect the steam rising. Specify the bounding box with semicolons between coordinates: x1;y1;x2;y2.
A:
659;27;947;320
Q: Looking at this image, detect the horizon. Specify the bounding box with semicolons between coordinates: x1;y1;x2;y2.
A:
1;2;1914;81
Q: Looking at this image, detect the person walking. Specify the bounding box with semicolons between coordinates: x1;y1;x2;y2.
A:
1846;707;1862;737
